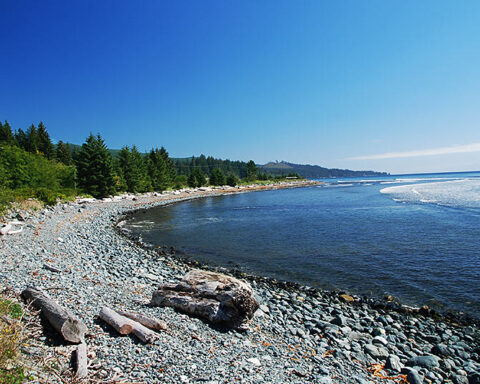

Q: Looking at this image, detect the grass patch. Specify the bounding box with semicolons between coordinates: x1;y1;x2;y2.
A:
0;296;27;383
0;187;78;216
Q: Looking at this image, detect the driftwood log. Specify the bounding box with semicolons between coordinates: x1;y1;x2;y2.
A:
0;224;12;235
99;307;158;343
99;307;133;335
116;310;167;331
151;270;259;330
21;287;86;343
75;343;88;379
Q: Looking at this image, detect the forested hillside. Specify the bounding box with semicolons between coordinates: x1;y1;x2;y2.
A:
259;161;388;178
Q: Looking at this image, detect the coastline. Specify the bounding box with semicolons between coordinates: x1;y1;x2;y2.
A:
1;181;479;383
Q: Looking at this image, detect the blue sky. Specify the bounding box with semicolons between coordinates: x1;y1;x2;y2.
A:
1;1;480;174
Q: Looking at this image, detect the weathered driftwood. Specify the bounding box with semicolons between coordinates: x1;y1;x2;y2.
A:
75;343;88;379
151;269;259;330
0;224;12;235
43;264;62;273
116;310;167;331
99;307;158;343
21;287;86;343
99;307;133;335
128;317;158;343
7;227;23;235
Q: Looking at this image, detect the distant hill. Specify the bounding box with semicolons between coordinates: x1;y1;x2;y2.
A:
259;161;388;178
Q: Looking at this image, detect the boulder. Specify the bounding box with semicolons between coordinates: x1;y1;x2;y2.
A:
151;269;259;329
406;355;440;370
364;343;389;359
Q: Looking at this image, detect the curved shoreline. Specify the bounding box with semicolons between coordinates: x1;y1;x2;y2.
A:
119;186;479;326
1;182;479;383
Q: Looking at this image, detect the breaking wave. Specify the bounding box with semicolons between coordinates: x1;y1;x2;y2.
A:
381;179;480;209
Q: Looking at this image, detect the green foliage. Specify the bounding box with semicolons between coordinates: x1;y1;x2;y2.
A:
25;124;38;154
56;140;73;165
226;173;238;187
0;121;15;145
36;122;54;159
0;300;23;320
0;366;26;384
174;174;188;189
34;187;57;205
187;172;197;188
117;146;150;193
145;147;176;191
0;296;27;384
175;155;248;179
187;168;206;188
76;134;115;198
209;168;226;186
13;129;28;152
0;145;75;192
246;160;257;181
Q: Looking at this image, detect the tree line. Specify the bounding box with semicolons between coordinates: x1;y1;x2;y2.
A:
0;120;271;206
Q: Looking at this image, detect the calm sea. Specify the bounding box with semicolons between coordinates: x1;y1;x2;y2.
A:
124;171;480;318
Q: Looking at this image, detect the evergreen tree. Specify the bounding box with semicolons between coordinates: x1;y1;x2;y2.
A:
26;124;39;153
56;140;73;165
37;122;55;159
193;168;206;187
159;146;176;184
15;128;28;150
147;148;168;191
187;172;197;188
209;168;226;186
226;173;238;187
118;146;149;193
76;133;115;198
246;160;257;181
0;121;15;144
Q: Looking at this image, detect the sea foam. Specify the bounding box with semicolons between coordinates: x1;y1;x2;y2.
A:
380;179;480;209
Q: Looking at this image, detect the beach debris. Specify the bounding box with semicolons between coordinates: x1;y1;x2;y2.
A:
0;223;12;235
116;309;167;331
74;342;88;379
151;269;259;330
99;307;158;343
99;307;133;335
43;263;63;273
21;287;86;343
339;294;354;303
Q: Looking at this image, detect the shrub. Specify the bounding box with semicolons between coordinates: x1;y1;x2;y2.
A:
34;187;57;206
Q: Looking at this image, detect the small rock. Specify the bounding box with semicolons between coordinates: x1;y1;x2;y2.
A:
364;344;389;359
385;355;403;373
406;355;440;370
247;358;261;366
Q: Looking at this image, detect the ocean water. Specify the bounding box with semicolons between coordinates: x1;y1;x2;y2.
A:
124;172;480;318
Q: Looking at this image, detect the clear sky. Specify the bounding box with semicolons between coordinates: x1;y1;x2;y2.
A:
1;1;480;174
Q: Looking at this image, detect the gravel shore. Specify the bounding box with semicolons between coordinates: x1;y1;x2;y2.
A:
1;183;479;383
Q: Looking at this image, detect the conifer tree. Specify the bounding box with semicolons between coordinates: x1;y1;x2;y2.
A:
246;160;257;181
147;148;169;191
76;133;115;198
210;168;226;186
187;172;197;188
119;146;149;192
15;128;28;150
0;121;15;144
26;124;39;153
56;140;73;165
159;146;177;184
226;173;238;187
37;122;55;159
